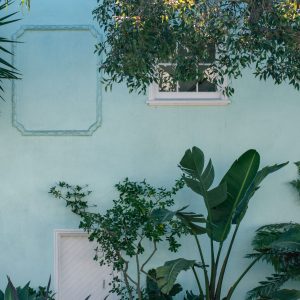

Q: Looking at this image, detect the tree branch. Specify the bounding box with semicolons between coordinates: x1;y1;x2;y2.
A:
141;241;157;274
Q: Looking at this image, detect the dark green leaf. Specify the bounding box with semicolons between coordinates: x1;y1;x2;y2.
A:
233;162;288;224
209;149;260;242
156;258;195;294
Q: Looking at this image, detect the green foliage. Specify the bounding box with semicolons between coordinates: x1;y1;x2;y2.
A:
155;258;196;294
0;277;55;300
93;0;300;96
0;1;20;100
175;207;206;235
246;162;300;299
153;147;287;300
50;178;186;300
51;147;287;300
246;223;300;300
3;1;30;9
179;148;288;242
146;269;182;300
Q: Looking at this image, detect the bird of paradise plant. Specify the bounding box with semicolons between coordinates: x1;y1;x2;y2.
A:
152;147;288;300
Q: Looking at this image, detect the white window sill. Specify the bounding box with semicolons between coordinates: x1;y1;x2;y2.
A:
146;99;231;106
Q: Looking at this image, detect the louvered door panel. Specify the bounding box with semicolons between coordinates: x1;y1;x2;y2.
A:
55;231;116;300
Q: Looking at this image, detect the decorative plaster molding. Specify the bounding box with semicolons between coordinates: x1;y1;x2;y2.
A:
12;25;102;136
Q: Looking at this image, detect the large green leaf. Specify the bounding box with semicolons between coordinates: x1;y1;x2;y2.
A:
179;147;227;239
233;162;288;224
16;283;30;300
146;269;182;300
156;258;196;294
209;149;260;242
5;277;18;300
180;147;205;179
206;182;227;208
180;147;215;195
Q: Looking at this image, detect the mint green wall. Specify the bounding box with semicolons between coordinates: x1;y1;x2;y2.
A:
1;0;300;299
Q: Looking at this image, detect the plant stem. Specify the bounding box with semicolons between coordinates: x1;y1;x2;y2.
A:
209;237;215;297
210;242;224;295
196;179;215;300
215;224;239;300
225;254;264;300
194;235;210;298
123;270;134;300
192;266;204;299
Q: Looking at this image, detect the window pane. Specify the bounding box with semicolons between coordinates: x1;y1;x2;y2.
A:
178;80;197;92
197;79;217;92
204;44;216;63
158;65;177;92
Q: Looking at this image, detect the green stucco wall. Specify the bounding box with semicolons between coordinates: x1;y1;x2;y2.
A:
1;0;300;298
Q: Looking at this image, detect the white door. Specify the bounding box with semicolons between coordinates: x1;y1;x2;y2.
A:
55;230;117;300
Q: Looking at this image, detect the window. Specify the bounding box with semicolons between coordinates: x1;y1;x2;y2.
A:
147;49;230;106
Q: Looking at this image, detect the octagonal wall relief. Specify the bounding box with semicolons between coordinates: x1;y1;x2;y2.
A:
12;25;102;136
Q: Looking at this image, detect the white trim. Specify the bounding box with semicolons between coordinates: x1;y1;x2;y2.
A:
148;80;229;106
147;99;230;106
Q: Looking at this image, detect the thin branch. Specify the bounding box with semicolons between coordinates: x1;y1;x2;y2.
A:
117;251;138;287
141;241;157;274
126;272;139;286
120;259;135;300
135;253;142;300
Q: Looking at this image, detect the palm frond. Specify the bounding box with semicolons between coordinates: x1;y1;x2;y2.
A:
3;0;31;9
247;223;300;274
0;0;20;99
246;273;290;300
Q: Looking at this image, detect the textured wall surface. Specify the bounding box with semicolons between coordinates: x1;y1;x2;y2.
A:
1;0;300;299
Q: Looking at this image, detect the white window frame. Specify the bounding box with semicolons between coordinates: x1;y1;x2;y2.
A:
147;63;230;106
